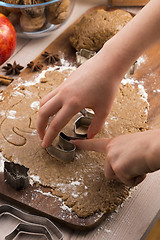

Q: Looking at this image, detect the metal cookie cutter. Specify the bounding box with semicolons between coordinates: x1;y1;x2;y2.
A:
124;61;137;78
74;116;92;138
0;204;63;240
76;49;96;66
46;109;93;162
46;132;76;162
4;161;29;190
6;223;53;240
80;108;94;119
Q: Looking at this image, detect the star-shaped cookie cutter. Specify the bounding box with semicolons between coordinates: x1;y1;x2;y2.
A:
46;109;94;162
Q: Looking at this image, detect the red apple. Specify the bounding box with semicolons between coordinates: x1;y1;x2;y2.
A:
0;13;17;65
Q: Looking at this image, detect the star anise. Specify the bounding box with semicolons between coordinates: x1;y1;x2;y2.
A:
2;61;24;75
27;61;43;72
41;51;60;64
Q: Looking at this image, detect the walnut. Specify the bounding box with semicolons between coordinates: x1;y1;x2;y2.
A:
46;0;70;25
21;6;45;18
3;0;20;4
20;13;46;32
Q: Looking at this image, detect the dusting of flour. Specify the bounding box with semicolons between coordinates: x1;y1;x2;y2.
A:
24;55;149;202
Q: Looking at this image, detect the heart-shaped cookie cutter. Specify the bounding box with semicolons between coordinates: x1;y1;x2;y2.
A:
46;109;93;162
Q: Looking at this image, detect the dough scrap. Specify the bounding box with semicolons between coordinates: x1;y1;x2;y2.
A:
0;67;148;217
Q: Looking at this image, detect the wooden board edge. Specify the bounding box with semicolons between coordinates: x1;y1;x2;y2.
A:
0;173;107;230
110;0;150;6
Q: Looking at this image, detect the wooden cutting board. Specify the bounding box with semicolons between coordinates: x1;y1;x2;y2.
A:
0;5;160;230
110;0;150;6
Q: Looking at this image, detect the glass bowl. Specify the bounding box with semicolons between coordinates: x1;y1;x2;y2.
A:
0;0;75;38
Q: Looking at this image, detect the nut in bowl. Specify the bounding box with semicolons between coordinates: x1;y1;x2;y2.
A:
0;0;75;38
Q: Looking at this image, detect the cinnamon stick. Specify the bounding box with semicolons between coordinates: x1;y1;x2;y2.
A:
0;75;13;85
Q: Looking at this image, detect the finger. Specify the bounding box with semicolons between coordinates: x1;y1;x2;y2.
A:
73;138;111;153
104;159;117;180
117;177;136;187
133;174;146;186
87;113;107;139
37;96;62;139
117;174;146;187
40;88;59;107
41;105;78;148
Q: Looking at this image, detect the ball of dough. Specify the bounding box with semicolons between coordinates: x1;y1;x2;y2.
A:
70;8;133;51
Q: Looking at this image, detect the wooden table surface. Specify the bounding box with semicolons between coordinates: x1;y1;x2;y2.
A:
0;0;160;239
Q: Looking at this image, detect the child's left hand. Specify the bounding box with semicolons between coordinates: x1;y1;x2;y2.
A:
73;129;160;186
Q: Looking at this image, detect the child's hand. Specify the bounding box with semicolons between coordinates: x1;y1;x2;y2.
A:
37;0;160;149
73;129;160;186
36;48;123;148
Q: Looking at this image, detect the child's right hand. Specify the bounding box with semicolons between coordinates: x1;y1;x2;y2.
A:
37;45;123;148
37;0;160;149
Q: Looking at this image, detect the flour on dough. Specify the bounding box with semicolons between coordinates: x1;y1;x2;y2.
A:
0;66;148;217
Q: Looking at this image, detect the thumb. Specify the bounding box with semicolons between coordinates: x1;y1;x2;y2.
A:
87;113;107;139
73;138;111;153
